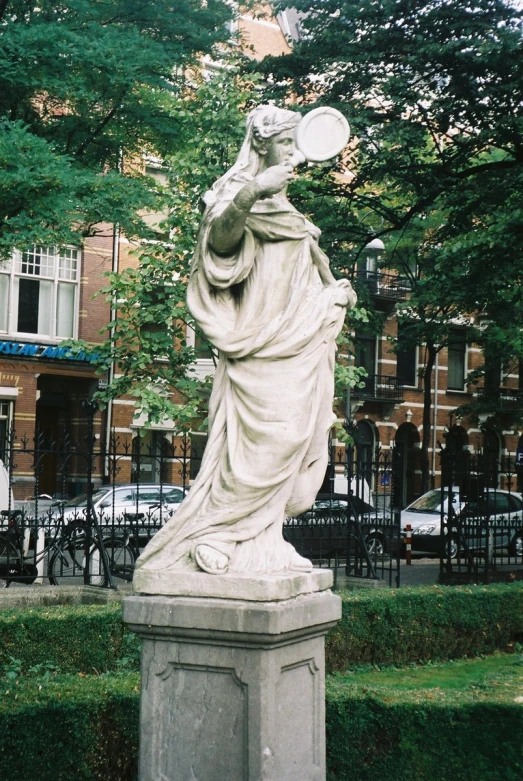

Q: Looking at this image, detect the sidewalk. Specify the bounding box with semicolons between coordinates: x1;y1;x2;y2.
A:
335;557;523;590
399;559;441;587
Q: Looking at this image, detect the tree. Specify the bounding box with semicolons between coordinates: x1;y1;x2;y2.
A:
0;0;233;258
70;70;258;429
257;0;523;489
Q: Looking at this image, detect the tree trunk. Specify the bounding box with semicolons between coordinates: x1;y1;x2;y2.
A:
420;342;437;495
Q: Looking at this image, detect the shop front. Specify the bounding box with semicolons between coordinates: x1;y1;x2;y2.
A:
0;339;106;500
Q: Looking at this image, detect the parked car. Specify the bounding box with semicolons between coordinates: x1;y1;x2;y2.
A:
46;483;186;537
398;487;523;558
283;494;390;559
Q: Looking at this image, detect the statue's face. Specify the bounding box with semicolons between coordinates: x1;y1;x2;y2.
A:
263;128;297;168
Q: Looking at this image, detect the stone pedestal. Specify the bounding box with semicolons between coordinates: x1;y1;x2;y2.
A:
123;574;340;781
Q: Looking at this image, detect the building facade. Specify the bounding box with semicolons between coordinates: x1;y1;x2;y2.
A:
0;232;115;499
345;264;523;507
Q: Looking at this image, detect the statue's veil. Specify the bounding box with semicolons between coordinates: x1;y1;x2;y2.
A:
203;105;300;206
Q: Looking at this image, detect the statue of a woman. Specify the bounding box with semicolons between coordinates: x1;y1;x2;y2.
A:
134;105;357;580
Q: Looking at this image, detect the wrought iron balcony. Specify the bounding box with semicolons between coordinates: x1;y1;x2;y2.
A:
352;374;405;404
355;270;410;301
478;389;523;415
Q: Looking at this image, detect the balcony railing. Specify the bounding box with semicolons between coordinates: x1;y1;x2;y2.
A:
352;374;405;404
356;270;411;300
479;389;523;414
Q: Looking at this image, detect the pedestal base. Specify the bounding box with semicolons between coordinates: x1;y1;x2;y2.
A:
133;566;333;601
123;589;341;781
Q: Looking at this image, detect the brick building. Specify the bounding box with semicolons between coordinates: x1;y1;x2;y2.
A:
345;260;523;507
0;232;115;498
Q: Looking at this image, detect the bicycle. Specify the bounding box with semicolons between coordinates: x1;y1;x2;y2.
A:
45;502;170;586
88;512;147;583
0;508;134;588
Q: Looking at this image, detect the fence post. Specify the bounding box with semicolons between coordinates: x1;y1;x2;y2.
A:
35;526;46;584
405;523;412;565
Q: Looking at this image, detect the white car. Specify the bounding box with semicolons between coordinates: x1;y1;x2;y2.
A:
46;483;186;535
400;488;523;558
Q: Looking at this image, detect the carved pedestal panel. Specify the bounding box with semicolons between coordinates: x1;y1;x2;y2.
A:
123;588;341;781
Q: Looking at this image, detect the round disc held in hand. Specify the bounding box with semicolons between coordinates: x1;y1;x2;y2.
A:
296;107;350;162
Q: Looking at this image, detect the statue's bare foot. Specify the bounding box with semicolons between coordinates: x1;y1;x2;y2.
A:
195;544;229;575
288;550;313;573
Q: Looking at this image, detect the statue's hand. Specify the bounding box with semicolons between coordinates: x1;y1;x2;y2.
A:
332;279;358;309
254;164;294;198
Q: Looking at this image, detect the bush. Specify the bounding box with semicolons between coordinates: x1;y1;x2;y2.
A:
1;656;522;781
0;672;140;781
3;584;523;676
326;654;523;781
326;583;523;671
0;604;140;675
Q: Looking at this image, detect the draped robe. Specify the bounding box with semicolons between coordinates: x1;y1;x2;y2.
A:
135;174;351;575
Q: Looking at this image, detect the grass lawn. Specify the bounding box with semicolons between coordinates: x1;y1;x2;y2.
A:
328;652;523;703
326;653;523;781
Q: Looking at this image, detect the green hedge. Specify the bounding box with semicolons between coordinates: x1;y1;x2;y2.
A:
0;673;140;781
0;603;139;675
326;654;523;781
2;583;523;676
327;583;523;671
1;657;522;781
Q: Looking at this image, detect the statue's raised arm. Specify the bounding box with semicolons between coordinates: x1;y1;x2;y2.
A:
134;105;357;587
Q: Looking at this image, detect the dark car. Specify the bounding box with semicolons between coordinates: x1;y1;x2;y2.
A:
283;494;389;560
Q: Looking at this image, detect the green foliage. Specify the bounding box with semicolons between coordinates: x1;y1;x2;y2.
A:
4;584;523;682
1;660;523;781
1;598;523;781
259;0;523;445
83;69;366;427
0;603;139;676
0;0;233;257
1;591;523;780
326;655;523;781
0;672;140;781
326;583;523;672
79;70;260;427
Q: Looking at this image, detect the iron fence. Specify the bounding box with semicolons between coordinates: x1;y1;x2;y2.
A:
0;404;202;588
439;449;523;585
283;444;402;588
0;406;402;589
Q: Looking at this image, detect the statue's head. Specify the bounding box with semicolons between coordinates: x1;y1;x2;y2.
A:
203;105;301;206
247;105;301;170
248;105;301;143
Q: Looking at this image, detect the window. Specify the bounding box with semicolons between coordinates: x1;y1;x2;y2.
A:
447;329;467;390
396;323;417;387
194;331;215;360
0;246;80;339
186;324;217;366
485;493;511;516
354;327;376;378
0;401;12;462
483;345;502;397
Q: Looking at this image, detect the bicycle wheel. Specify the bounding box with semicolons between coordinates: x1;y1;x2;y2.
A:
98;538;136;586
0;535;19;588
48;537;100;585
48;537;135;586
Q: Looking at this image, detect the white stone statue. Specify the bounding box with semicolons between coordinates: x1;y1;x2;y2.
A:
134;105;357;581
